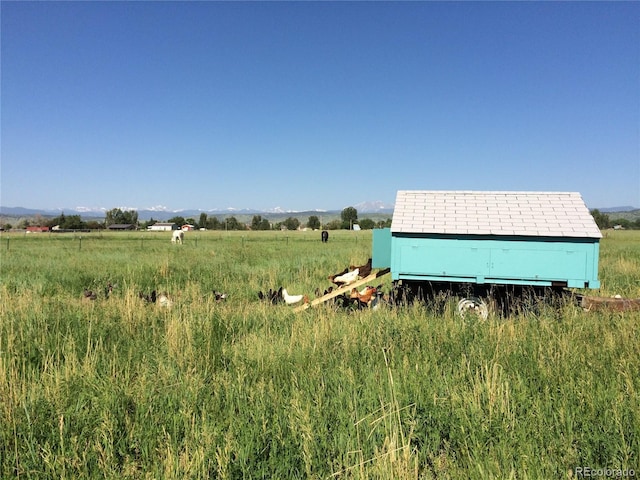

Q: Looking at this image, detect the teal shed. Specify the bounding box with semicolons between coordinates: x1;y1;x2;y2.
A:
373;190;601;289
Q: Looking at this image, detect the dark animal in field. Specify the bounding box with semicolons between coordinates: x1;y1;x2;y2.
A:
83;289;97;301
332;293;351;309
321;230;329;242
388;283;415;306
370;290;386;310
83;282;116;301
139;290;157;303
315;286;334;297
212;291;228;302
104;283;115;299
332;293;368;311
258;287;283;305
350;258;372;278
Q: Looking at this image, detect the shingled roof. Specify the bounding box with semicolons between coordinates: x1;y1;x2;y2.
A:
390;190;602;239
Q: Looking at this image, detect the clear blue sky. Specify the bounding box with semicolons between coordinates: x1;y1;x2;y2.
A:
2;1;639;212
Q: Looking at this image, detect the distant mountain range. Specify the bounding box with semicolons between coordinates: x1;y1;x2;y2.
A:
597;206;637;213
0;201;395;221
1;202;637;222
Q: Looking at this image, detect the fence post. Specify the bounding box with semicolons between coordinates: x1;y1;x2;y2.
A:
79;236;82;251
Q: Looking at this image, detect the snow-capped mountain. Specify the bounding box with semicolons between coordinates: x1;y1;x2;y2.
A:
353;200;394;212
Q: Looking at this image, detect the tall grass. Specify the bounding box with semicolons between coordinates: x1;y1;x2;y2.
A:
0;230;638;478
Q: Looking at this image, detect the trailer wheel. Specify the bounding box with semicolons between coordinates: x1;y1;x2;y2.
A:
457;297;489;320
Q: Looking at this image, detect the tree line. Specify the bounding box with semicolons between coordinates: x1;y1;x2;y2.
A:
9;207;636;231
4;207;393;231
590;209;640;230
155;206;391;231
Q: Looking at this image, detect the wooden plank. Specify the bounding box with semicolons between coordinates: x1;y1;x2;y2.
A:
579;295;640;312
293;268;390;312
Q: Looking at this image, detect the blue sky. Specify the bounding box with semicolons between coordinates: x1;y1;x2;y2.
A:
2;1;639;212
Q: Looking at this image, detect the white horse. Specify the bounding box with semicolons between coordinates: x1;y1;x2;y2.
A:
171;230;184;244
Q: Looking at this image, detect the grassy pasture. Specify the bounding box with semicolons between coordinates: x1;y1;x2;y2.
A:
0;229;638;479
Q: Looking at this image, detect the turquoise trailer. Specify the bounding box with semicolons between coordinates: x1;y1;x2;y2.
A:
373;191;601;314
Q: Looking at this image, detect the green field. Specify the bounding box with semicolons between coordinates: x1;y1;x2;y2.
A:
1;229;638;479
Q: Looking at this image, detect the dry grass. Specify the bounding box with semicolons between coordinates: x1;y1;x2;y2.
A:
0;230;638;478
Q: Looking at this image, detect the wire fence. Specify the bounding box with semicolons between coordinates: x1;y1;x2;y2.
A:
0;229;369;253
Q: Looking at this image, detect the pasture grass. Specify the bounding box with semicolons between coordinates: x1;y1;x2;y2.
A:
0;229;638;478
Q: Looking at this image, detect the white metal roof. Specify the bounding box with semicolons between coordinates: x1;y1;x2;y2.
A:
390;190;602;238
